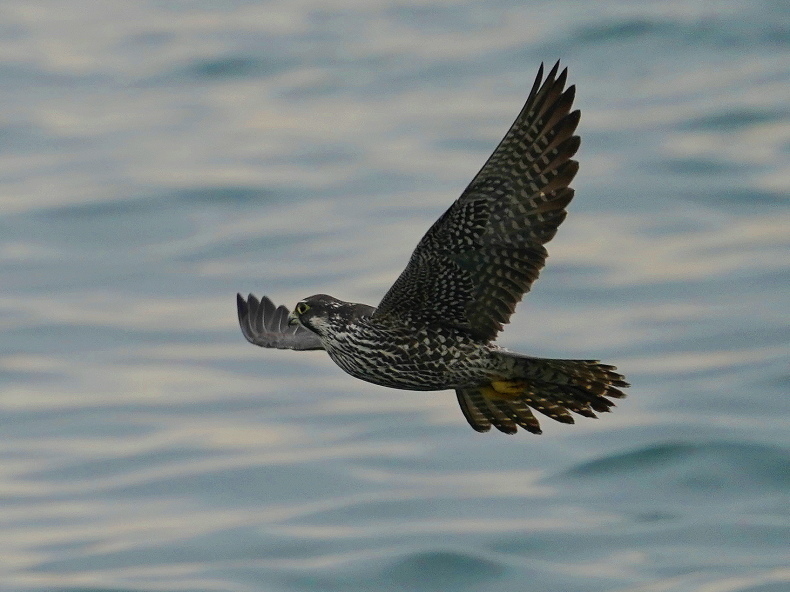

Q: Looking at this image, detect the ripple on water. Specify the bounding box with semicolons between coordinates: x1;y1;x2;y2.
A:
557;441;790;494
379;550;506;590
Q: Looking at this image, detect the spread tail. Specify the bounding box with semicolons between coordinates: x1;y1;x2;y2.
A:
456;356;628;435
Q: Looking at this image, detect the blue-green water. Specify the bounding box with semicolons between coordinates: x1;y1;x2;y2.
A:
1;1;788;591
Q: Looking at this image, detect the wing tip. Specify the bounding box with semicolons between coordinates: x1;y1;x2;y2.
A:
236;291;258;345
235;292;326;351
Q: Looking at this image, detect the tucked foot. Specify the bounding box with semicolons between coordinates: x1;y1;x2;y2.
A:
490;379;528;397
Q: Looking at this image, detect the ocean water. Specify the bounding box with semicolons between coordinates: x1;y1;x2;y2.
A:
1;1;788;591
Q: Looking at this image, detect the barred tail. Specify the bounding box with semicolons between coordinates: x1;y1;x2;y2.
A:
455;355;629;435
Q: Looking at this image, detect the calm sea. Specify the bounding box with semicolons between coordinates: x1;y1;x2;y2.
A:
1;1;788;591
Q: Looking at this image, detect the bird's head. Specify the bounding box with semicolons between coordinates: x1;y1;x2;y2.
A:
288;294;376;338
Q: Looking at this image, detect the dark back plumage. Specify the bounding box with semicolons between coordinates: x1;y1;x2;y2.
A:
375;62;580;342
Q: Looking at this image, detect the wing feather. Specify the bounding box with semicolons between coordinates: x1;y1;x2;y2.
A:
237;293;324;351
375;61;581;341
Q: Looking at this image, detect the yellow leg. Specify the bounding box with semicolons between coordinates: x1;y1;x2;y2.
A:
484;379;528;400
491;379;527;395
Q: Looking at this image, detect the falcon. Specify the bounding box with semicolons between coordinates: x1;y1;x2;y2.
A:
237;62;629;434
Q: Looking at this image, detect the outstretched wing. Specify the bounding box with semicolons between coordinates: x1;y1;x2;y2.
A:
375;62;580;342
237;293;324;351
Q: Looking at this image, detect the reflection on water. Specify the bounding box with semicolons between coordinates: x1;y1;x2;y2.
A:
0;0;788;590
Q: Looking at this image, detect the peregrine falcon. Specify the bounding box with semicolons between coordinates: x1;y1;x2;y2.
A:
237;62;629;434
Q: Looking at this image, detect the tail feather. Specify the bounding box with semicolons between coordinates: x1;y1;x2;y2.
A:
456;389;542;435
456;389;494;432
492;397;543;434
455;356;629;435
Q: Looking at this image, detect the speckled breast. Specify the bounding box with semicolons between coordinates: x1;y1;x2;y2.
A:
321;320;499;391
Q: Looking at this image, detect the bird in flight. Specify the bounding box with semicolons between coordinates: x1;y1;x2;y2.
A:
237;62;628;434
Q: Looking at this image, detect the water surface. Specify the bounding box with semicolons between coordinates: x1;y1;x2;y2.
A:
1;1;788;591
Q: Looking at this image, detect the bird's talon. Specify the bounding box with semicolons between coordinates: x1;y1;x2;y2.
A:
491;379;527;396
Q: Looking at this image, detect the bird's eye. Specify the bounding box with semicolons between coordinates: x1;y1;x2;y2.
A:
295;302;309;315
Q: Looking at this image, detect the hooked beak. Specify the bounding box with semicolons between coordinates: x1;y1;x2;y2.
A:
287;310;299;326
